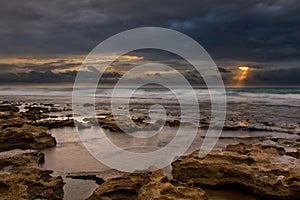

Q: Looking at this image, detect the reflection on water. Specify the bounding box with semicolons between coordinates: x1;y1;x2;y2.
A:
42;128;109;173
41;126;289;200
43;126;293;174
205;189;258;200
64;178;98;200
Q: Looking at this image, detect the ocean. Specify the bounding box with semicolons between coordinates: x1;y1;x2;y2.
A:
1;87;299;105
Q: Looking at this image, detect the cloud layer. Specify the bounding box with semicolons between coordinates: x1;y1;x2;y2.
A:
1;0;299;61
0;0;299;86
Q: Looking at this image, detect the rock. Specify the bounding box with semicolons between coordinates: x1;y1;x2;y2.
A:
43;103;55;107
87;170;207;200
85;117;167;133
0;149;64;200
276;138;300;148
21;105;53;121
0;104;21;120
138;170;207;200
165;119;181;127
20;112;47;121
0;168;64;200
76;121;92;129
25;106;50;113
172;143;300;199
31;119;75;129
87;172;149;200
49;107;62;112
0;104;19;112
286;149;300;159
0;149;44;170
263;121;275;126
0;111;14;119
0;117;28;129
222;123;300;134
83;103;94;107
67;174;105;185
0;124;56;152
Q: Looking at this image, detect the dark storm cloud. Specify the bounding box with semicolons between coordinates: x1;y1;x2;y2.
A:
0;0;299;63
245;67;300;85
0;0;299;86
218;67;231;73
0;60;82;73
0;68;121;83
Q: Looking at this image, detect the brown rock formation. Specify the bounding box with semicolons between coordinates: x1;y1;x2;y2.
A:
0;149;64;200
0;149;44;170
0;168;64;200
87;170;207;200
0;124;56;152
172;143;300;199
30;118;75;129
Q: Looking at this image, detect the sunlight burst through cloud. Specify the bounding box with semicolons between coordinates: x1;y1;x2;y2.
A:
239;66;249;71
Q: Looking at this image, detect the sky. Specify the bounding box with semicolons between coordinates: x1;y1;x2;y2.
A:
0;0;299;87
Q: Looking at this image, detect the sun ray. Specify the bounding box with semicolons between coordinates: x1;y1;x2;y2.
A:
230;66;250;87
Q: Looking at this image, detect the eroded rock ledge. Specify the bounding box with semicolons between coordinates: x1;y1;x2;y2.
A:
0;124;56;152
87;170;207;200
172;143;300;199
0;149;64;200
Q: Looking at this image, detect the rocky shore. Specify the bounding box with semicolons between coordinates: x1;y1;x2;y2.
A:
172;143;300;199
0;100;299;199
87;169;207;200
0;149;64;200
83;143;300;200
0;102;67;200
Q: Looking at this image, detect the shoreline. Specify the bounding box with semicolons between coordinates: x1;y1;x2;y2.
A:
0;96;299;199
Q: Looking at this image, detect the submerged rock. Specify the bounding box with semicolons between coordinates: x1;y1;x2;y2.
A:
172;143;300;199
87;170;207;200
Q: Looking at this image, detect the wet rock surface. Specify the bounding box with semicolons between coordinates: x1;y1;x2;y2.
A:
0;124;56;152
0;149;44;170
0;168;64;200
31;118;75;129
0;102;65;199
2;101;298;136
172;143;300;199
87;170;207;200
0;102;77;152
0;149;64;200
0;98;299;199
67;174;105;185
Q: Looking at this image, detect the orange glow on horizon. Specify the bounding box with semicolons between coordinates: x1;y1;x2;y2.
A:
0;54;144;74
